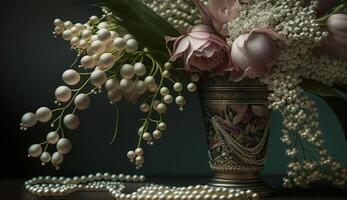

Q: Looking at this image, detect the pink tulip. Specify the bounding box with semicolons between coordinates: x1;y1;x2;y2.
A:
230;31;277;79
192;0;241;35
166;25;234;74
327;14;347;47
314;14;347;61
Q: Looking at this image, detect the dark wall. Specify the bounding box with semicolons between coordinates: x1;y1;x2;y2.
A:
1;0;346;179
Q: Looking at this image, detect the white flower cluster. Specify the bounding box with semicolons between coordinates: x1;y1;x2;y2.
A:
227;0;347;187
21;9;199;169
262;71;347;187
298;54;347;86
140;0;202;31
227;0;275;42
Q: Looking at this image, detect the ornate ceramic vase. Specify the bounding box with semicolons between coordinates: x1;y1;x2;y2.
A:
198;77;274;197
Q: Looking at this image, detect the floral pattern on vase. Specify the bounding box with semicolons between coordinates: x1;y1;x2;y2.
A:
203;104;270;171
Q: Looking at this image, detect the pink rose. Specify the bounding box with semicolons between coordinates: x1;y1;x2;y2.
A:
166;24;233;74
230;31;278;80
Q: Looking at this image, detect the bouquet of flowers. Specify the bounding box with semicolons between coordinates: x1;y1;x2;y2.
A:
21;0;347;188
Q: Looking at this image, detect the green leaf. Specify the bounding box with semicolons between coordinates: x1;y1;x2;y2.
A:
302;80;347;141
321;97;347;142
101;0;180;63
301;79;340;97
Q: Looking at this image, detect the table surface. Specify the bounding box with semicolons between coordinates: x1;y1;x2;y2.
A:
1;177;346;200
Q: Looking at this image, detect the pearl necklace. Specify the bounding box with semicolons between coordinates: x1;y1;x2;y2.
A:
25;173;259;200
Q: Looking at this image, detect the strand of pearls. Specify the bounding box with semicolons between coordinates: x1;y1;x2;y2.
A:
25;173;145;197
124;185;259;200
141;0;202;31
25;173;259;200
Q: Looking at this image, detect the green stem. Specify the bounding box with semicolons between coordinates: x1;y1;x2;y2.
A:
110;104;120;144
316;2;347;24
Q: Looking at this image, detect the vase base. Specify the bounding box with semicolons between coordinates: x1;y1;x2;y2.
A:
209;178;275;197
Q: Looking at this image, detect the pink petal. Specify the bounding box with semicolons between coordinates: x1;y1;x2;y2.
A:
244;66;264;79
172;37;190;58
203;45;217;57
249;28;285;41
228;68;244;82
189;32;212;39
192;0;213;27
208;0;241;33
190;24;214;33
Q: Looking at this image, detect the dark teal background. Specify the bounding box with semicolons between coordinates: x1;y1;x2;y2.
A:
0;0;346;179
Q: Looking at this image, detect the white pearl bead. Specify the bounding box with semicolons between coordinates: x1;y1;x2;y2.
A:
140;103;150;113
152;130;162;139
175;96;185;106
62;30;73;40
54;18;64;27
105;79;119;91
89;16;99;24
135;156;144;164
97;22;109;29
158;122;167;131
46;131;59;144
62;69;80;85
51;152;64;165
160;87;170;96
143;132;152;141
104;39;115;51
173;82;183;92
120;64;135;79
81;30;92;39
57;138;72;154
74;93;90;110
97;28;111;41
113;38;127;50
78;39;89;50
54;26;64;34
28;144;42;157
135;80;147;95
64;21;73;29
81;55;96;68
148;84;158;93
120;79;135;93
89;40;105;54
40;152;52;163
91;70;107;86
99;53;115;68
135;148;143;156
127;151;135;159
163;95;173;104
110;31;119;40
36;107;52;123
108;89;122;103
63;114;80;130
21;112;37;127
126;39;139;53
144;76;155;85
123;34;134;41
164;62;173;70
134;63;147;76
55;86;72;102
162;70;170;78
190;73;200;82
156;103;167;114
187;83;197;92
